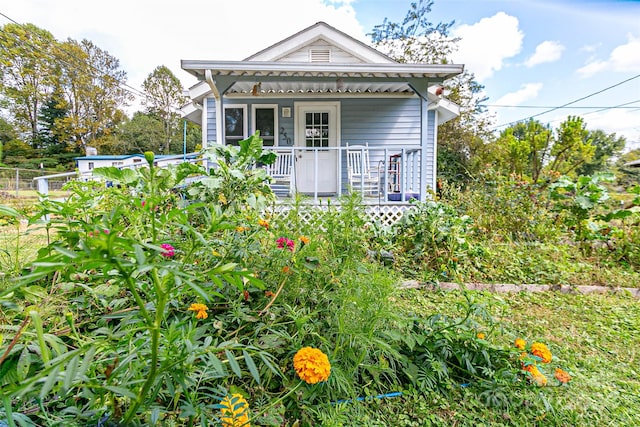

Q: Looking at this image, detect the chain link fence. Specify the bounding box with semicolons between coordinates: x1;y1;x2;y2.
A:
0;167;74;196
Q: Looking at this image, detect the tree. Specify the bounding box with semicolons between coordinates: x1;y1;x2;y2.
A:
37;86;73;155
575;129;626;176
170;120;202;154
105;112;165;154
369;0;457;64
369;0;494;182
142;65;187;153
549;116;594;176
0;23;57;147
482;119;552;182
55;38;132;152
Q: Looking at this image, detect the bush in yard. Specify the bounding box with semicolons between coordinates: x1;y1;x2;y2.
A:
391;198;472;280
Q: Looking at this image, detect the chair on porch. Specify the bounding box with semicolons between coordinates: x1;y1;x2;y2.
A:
346;143;382;196
264;151;295;196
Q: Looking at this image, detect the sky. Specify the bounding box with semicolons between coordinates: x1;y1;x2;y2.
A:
2;0;640;150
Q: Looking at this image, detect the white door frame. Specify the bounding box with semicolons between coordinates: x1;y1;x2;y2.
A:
294;101;341;195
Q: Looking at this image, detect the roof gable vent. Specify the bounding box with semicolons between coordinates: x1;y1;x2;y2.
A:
310;48;331;63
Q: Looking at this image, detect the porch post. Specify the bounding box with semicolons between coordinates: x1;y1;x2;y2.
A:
408;80;432;201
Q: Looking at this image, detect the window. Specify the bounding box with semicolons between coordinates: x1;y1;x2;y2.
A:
111;161;124;167
88;162;94;170
224;104;247;145
252;104;278;146
305;112;329;148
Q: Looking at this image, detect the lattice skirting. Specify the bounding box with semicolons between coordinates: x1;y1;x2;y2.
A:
264;203;411;227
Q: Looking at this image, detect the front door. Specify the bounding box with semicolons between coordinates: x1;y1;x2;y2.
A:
294;102;339;194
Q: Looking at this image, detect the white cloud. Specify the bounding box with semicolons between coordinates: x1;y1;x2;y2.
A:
577;34;640;77
450;12;523;81
494;83;543;105
525;41;565;67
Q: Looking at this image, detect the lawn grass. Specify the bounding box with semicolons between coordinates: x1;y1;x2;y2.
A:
365;288;640;426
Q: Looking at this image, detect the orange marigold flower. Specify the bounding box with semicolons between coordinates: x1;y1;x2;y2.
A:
523;363;547;386
299;235;310;245
293;347;331;384
219;393;250;427
282;266;291;274
264;290;275;298
531;342;552;363
554;368;572;384
236;226;248;233
188;303;209;320
515;338;526;350
258;219;269;229
477;332;486;340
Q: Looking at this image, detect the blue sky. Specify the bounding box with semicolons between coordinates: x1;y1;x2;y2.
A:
3;0;640;148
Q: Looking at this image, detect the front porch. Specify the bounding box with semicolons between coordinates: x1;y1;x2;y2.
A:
260;144;430;205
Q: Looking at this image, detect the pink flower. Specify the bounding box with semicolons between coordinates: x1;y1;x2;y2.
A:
141;200;146;208
160;243;175;257
103;229;110;234
276;237;295;252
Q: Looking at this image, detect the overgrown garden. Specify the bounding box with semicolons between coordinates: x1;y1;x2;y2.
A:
1;134;639;426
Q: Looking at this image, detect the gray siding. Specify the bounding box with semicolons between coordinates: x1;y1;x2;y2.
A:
341;98;422;147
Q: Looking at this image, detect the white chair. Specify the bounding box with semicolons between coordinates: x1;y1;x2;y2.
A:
264;150;295;196
346;143;381;196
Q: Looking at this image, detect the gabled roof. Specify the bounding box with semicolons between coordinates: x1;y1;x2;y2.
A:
244;21;395;64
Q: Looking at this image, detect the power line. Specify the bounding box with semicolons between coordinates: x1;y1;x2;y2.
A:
483;103;640;109
491;74;640;130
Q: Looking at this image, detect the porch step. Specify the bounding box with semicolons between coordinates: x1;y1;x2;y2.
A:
269;183;292;197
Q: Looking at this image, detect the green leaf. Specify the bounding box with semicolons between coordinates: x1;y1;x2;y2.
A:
209;353;227;377
103;385;137;399
63;353;80;390
225;349;242;378
52;246;79;259
0;204;21;218
39;364;61;399
16;347;30;382
243;350;260;385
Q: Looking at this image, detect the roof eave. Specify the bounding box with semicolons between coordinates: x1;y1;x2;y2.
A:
181;60;464;82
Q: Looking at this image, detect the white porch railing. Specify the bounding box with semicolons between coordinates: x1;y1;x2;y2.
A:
264;145;425;205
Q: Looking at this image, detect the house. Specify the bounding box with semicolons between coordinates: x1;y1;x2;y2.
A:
74;153;199;177
181;21;463;203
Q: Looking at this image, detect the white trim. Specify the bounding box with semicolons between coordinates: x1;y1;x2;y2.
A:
432;109;439;191
251;104;279;146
